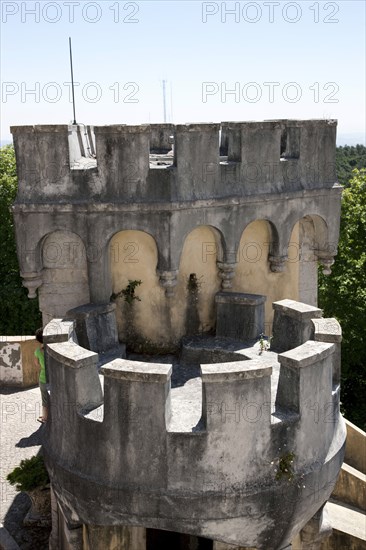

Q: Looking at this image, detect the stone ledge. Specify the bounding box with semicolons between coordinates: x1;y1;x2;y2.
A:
12;185;343;212
175;123;220;132
322;500;366;545
66;302;116;319
47;341;97;368
313;318;342;343
0;336;34;343
11;124;68;134
43;319;74;344
94;124;150;134
279;341;334;369
101;358;172;383
215;292;266;306
273;299;322;320
201;360;272;382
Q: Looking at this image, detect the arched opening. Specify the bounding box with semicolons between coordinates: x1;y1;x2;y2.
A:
295;214;329;306
174;226;222;338
109;230;168;352
232;220;299;333
39;231;90;325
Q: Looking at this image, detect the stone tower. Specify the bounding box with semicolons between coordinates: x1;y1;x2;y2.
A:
11;120;345;549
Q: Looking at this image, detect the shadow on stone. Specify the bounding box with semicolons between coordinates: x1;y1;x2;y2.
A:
3;492;51;550
15;426;44;448
0;386;38;396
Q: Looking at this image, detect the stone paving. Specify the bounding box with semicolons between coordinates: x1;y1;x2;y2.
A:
0;386;50;549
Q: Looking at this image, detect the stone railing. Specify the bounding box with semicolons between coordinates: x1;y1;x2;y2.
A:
42;299;346;549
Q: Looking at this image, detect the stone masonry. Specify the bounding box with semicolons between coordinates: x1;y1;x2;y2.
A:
11;120;345;549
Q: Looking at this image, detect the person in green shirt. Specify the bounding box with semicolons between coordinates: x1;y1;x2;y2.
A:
34;328;49;423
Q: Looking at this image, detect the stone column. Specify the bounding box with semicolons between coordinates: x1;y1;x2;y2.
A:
158;269;178;297
217;261;237;289
20;270;43;298
268;254;288;273
298;218;318;306
86;236;112;304
316;251;335;276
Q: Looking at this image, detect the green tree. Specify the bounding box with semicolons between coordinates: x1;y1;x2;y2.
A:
336;144;366;187
0;145;41;334
319;168;366;429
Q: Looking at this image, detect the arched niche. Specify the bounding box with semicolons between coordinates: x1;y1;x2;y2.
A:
291;214;330;306
39;231;90;325
173;226;222;338
109;230;167;351
232;220;300;333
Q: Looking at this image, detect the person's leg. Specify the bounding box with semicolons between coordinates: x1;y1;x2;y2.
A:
39;382;49;421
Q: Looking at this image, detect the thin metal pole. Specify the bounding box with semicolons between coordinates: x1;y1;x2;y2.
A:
162;80;167;123
170;81;173;123
69;37;77;125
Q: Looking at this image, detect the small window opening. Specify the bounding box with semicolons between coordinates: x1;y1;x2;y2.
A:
149;126;174;168
280;127;300;160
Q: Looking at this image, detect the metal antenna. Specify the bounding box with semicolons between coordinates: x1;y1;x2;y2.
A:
170;81;174;123
69;37;77;125
162;79;167;123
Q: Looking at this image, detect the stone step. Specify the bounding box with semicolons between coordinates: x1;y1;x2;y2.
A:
320;500;366;550
332;462;366;512
345;419;366;475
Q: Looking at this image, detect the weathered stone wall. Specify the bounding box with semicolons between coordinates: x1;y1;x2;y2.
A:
42;301;346;550
39;231;90;325
12;120;338;203
11;120;341;348
0;336;39;387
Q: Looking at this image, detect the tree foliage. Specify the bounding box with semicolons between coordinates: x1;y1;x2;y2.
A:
319;168;366;429
336;144;366;187
0;145;41;335
7;455;49;492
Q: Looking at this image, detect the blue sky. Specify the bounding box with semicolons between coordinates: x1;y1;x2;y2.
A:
1;0;365;144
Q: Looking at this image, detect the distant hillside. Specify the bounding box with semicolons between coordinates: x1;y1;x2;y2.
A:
336;144;366;186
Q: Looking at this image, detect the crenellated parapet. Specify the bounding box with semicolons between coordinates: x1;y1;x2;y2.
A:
11;119;338;203
42;299;346;550
222;120;337;191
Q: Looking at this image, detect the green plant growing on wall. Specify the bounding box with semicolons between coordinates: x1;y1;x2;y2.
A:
275;452;295;481
258;333;272;354
111;280;142;305
7;455;49;492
